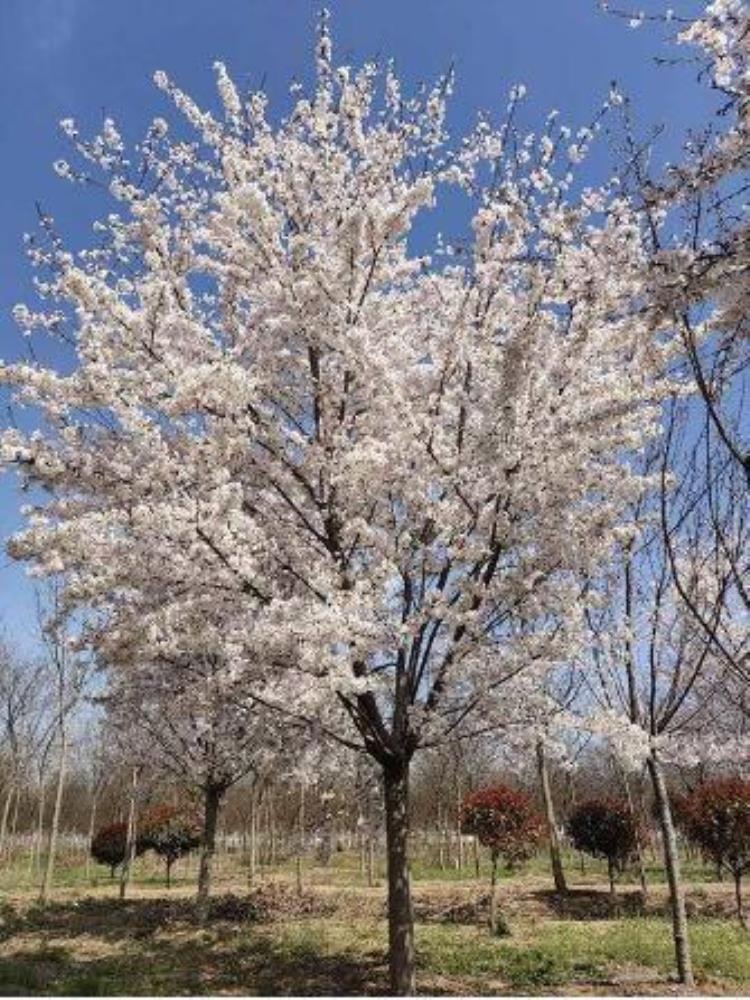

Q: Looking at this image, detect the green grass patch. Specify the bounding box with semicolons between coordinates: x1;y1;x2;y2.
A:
418;916;750;991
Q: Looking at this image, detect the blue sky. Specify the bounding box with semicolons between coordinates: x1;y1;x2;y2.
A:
0;0;710;653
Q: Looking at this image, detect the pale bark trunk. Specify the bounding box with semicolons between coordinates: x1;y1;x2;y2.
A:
367;832;375;888
0;781;15;862
455;779;464;871
29;780;46;877
84;791;98;881
295;782;305;895
647;753;694;986
269;790;277;866
383;759;415;996
119;766;139;901
10;786;20;841
733;871;747;929
248;787;258;885
536;739;567;895
437;805;445;870
197;783;222;912
39;726;68;904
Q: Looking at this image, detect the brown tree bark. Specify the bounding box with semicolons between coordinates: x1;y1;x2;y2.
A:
197;783;222;913
489;853;499;935
614;756;648;900
383;758;415;996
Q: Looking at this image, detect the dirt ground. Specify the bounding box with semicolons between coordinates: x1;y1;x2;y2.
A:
0;864;747;996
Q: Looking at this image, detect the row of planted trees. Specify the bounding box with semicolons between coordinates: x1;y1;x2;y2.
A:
0;3;747;994
462;777;750;937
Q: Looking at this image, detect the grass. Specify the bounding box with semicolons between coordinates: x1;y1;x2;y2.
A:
0;849;746;995
416;918;750;993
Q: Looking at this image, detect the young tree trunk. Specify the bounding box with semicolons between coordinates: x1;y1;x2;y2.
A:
472;835;480;879
29;780;46;877
119;766;139;901
295;781;305;895
437;804;445;870
733;871;747;929
486;851;510;936
269;789;277;867
197;783;222;912
647;753;694;986
166;857;173;890
0;781;15;862
607;858;616;899
615;757;648;900
383;758;415;996
536;739;567;895
367;832;375;888
489;853;499;935
10;785;20;841
84;790;98;881
455;779;464;872
39;725;68;904
248;786;258;886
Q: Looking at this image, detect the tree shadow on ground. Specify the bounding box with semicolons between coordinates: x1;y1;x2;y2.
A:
534;887;647;921
0;929;390;995
3;890;331;944
0;894;394;995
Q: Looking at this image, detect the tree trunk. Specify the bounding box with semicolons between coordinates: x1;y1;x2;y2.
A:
119;766;139;901
29;779;46;877
295;781;305;895
437;805;445;870
39;726;68;904
383;758;415;996
647;753;694;986
607;858;616;899
455;779;464;872
615;757;648;899
248;786;258;886
489;853;499;935
733;871;747;929
10;785;20;841
536;739;567;895
0;781;15;862
367;832;375;888
472;835;480;879
197;783;222;913
84;791;98;882
269;790;277;867
166;857;173;890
